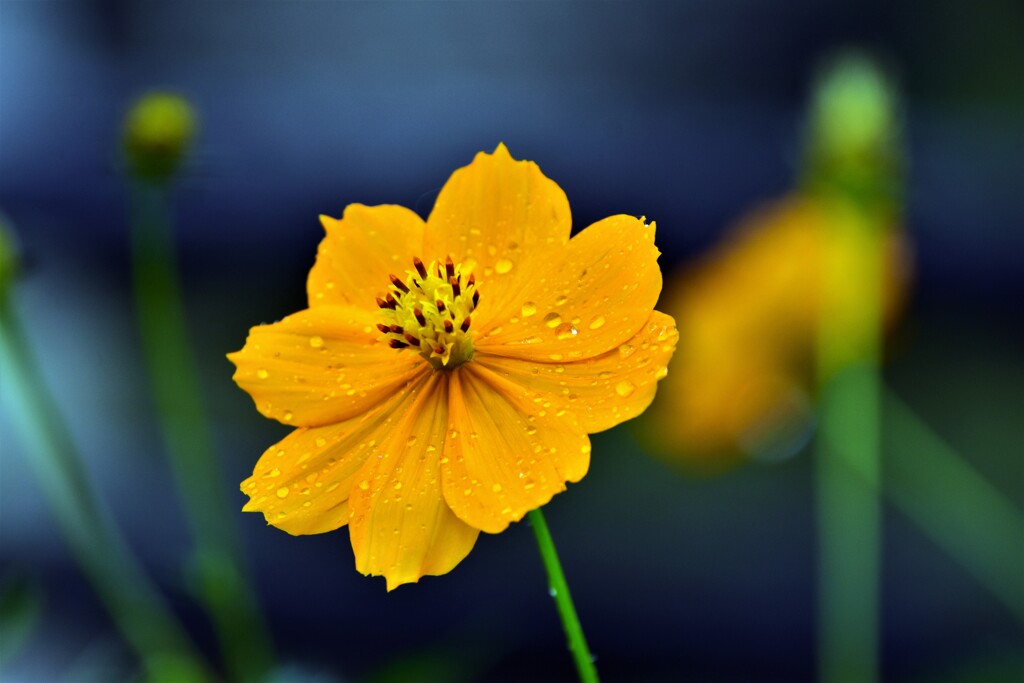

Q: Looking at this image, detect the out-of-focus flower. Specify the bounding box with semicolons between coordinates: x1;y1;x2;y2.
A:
644;52;906;468
230;145;677;589
122;92;197;182
646;195;909;467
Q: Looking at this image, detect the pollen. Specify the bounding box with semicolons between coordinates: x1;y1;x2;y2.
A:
377;257;479;369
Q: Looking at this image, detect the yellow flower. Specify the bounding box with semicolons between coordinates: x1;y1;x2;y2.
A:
646;194;908;467
229;145;677;589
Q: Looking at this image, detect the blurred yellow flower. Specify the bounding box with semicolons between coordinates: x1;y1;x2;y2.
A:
230;145;677;589
646;195;908;467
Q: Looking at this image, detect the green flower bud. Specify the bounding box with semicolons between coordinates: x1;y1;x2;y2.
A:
122;92;197;182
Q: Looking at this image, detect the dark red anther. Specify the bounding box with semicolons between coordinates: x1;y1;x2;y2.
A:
460;316;471;332
435;299;446;313
451;277;461;298
385;293;397;307
389;324;403;334
404;332;419;345
413;308;427;326
377;296;396;310
443;319;454;333
413;257;428;279
376;323;390;334
389;339;408;348
434;345;445;355
445;256;455;280
389;274;409;293
467;273;476;286
471;290;479;308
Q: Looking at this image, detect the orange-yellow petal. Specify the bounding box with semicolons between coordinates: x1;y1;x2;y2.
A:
424;144;570;322
348;373;479;590
307;204;426;309
475;214;662;362
441;364;590;535
475;310;678;434
239;395;406;535
229;306;428;428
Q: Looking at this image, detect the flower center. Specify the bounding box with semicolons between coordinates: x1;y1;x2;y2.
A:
376;256;478;370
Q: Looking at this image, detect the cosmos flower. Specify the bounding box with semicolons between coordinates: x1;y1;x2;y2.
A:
230;145;677;589
646;195;908;467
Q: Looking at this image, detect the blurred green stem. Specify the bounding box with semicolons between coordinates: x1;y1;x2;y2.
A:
815;224;884;683
0;293;211;683
130;181;273;682
528;508;599;683
883;389;1024;625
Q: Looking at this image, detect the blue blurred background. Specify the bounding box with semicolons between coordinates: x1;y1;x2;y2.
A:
1;1;1022;681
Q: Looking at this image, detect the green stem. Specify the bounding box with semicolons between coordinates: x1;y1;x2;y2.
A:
130;181;274;682
815;223;884;683
883;389;1024;625
527;508;599;683
0;295;211;683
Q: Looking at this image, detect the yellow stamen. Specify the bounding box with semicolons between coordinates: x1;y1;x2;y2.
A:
377;257;479;370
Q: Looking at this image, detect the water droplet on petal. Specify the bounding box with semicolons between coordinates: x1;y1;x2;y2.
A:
615;380;636;397
555;323;578;340
491;483;502;493
588;316;605;330
521;301;538;318
276;487;290;498
358;480;370;490
309;336;324;348
257;369;269;379
542;312;561;328
495;258;513;274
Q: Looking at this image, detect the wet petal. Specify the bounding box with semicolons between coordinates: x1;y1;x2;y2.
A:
474;215;662;362
308;204;426;309
476;311;678;434
442;364;590;534
239;392;407;535
229;306;428;427
424;144;570;322
348;373;479;590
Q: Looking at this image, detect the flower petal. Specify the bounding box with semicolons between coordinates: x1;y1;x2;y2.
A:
239;393;406;535
348;373;479;590
229;306;428;427
441;364;590;534
308;204;426;309
475;311;678;434
474;215;662;362
424;144;570;323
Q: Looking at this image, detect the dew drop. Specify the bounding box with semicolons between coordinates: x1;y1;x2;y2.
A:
256;368;269;379
656;366;669;379
521;301;538;318
588;316;605;330
615;380;636;397
542;312;561;328
283;411;294;422
491;483;503;493
315;437;326;448
276;486;290;498
554;323;578;340
549;353;563;361
309;336;324;348
358;479;369;490
393;482;403;491
495;258;514;274
555;295;568;306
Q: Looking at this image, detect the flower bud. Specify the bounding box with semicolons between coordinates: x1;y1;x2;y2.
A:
122;92;197;182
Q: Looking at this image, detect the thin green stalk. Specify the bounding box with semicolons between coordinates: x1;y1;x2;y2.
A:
815;223;884;683
0;295;211;682
883;389;1024;624
527;508;599;683
130;181;273;682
